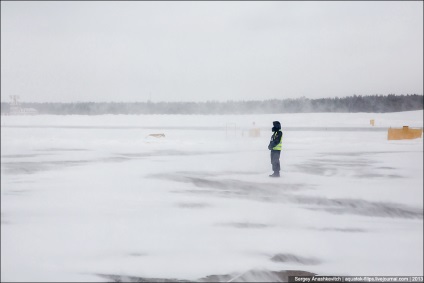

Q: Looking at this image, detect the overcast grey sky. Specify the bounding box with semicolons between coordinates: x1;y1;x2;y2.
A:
1;1;423;103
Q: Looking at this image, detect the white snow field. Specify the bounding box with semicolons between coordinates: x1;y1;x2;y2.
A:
1;111;423;282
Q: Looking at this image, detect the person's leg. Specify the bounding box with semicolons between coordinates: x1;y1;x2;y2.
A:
270;150;274;170
270;151;280;177
275;150;281;175
275;150;281;173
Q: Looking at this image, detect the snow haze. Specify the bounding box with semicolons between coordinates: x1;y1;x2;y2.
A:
1;111;423;281
1;1;423;103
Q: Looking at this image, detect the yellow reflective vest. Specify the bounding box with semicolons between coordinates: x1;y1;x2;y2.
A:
272;130;283;150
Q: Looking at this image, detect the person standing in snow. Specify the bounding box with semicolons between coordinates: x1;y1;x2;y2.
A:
268;121;283;177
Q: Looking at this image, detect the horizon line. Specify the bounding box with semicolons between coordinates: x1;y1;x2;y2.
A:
1;94;423;104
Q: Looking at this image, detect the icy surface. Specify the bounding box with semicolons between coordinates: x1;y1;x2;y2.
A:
1;111;423;281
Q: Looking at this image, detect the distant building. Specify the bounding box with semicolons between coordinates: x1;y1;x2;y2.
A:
7;95;38;115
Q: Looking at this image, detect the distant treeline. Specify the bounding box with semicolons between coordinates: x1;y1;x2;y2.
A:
1;94;423;115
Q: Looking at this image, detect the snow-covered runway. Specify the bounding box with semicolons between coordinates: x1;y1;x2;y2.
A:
1;111;423;282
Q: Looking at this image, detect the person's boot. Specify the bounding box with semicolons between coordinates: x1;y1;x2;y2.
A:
269;172;280;177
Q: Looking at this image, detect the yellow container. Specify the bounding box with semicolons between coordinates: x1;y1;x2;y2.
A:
387;126;423;140
370;119;375;126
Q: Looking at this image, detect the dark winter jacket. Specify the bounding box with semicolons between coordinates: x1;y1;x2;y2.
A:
268;121;283;150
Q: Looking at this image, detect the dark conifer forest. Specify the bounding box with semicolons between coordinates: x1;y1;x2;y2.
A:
1;94;422;115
